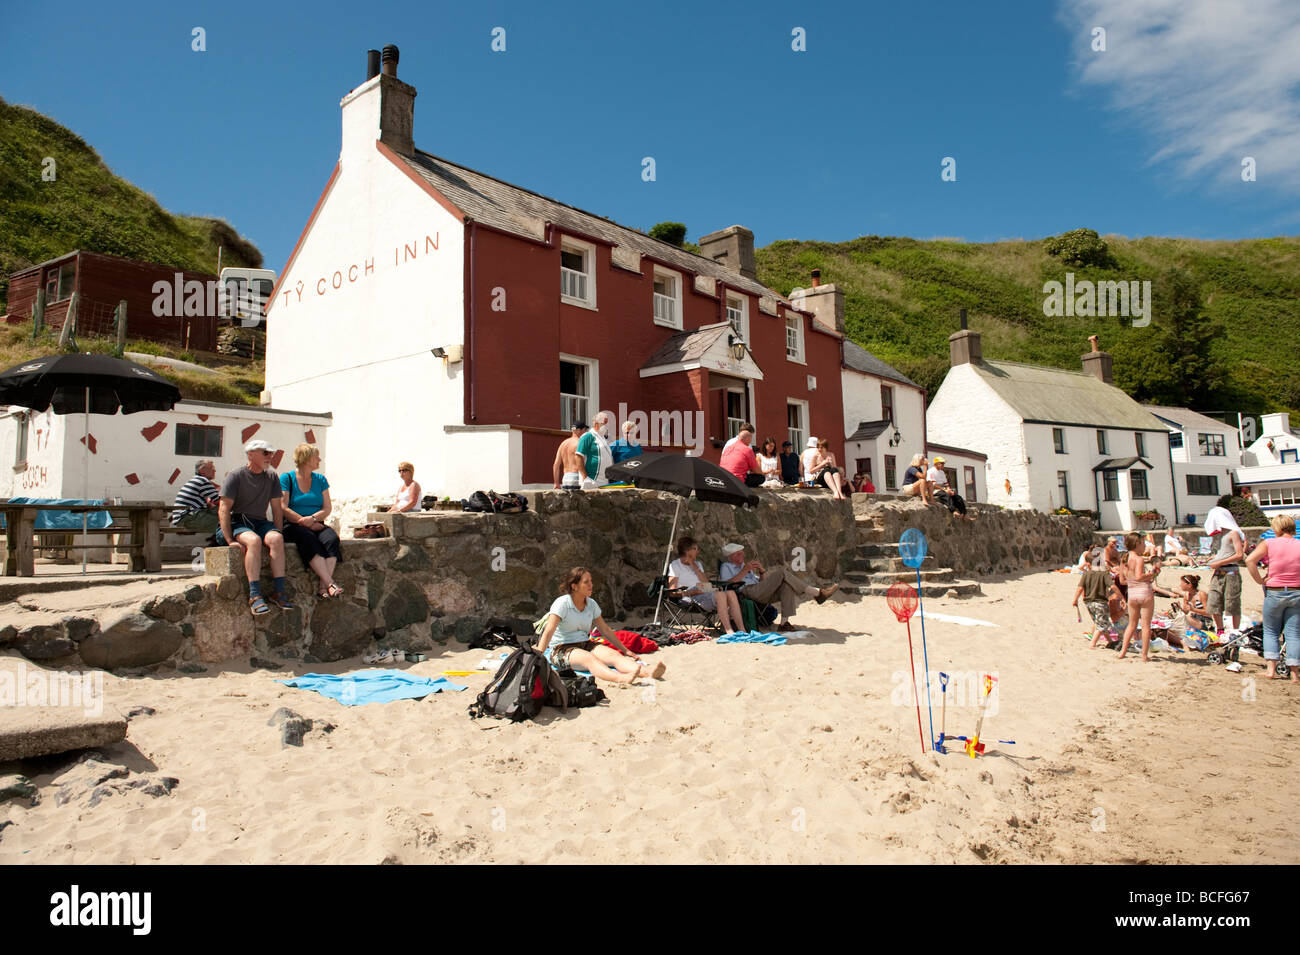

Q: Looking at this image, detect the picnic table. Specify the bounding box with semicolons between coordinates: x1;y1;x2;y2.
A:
0;499;168;576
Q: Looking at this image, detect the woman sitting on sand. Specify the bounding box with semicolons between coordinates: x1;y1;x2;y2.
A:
1174;574;1213;631
669;536;744;634
536;567;666;685
1118;531;1162;661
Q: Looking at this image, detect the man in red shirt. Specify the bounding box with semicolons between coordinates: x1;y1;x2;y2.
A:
720;428;763;487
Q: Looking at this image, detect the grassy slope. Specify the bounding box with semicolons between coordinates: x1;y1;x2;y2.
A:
0;96;262;312
756;234;1300;417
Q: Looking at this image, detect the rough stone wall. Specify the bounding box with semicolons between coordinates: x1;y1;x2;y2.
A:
854;496;1096;576
1;489;857;670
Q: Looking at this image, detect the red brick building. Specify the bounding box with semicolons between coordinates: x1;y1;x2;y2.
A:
265;46;844;497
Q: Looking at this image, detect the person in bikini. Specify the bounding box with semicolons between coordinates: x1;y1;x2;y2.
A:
536;567;666;684
1118;531;1163;661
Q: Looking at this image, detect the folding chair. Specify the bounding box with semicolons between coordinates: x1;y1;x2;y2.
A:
715;564;778;631
647;574;718;630
1194;536;1214;566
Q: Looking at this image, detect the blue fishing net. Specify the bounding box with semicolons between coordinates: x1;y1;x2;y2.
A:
899;527;928;569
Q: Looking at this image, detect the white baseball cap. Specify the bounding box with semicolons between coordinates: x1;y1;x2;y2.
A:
721;542;745;556
244;438;275;454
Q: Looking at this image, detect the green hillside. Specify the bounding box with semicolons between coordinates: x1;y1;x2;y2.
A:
756;233;1300;418
0;96;262;313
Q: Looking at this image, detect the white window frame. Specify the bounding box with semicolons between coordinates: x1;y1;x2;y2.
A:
725;293;749;344
560;238;597;310
786;398;808;455
559;353;600;431
652;267;682;329
13;411;28;470
785;312;805;363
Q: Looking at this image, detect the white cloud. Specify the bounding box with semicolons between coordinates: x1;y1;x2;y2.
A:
1062;0;1300;192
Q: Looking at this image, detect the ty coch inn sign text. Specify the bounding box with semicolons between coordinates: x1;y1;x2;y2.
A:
276;233;440;309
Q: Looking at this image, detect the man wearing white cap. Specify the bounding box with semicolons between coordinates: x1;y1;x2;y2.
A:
718;542;837;631
1204;495;1245;634
217;438;291;615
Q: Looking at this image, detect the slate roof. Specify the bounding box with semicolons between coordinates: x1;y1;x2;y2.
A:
398;150;794;309
641;323;732;370
971;360;1168;431
1093;456;1153;471
846;419;892;442
842;341;918;387
1142;405;1236;434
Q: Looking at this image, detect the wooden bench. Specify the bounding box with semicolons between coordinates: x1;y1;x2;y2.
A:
0;501;167;576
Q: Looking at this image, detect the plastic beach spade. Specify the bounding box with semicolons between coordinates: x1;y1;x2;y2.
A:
886;581;926;754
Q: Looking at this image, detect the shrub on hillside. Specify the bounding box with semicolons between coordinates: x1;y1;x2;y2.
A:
649;222;687;248
1043;228;1117;269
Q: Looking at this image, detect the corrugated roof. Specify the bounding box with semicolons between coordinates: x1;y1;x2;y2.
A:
1142;404;1236;434
972;360;1168;431
842;341;918;387
398;150;792;307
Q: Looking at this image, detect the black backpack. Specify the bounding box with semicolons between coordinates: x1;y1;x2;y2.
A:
495;491;528;513
468;643;568;721
559;672;606;708
462;490;494;513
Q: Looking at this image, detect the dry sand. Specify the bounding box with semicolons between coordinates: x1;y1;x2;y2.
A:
2;567;1297;865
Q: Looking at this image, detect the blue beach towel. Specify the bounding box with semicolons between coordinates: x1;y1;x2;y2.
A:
279;670;466;706
716;630;809;646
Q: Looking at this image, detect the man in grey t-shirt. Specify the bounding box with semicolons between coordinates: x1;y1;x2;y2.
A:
218;438;290;614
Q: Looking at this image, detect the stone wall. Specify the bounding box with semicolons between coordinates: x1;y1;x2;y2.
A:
2;489;857;670
854;496;1096;576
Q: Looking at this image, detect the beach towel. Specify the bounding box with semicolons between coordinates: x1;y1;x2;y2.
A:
1204;506;1241;537
716;630;802;645
601;630;659;654
279;670;466;706
921;612;998;628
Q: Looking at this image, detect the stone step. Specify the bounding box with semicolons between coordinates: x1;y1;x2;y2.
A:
843;567;958;586
840;578;983;599
848;554;933;573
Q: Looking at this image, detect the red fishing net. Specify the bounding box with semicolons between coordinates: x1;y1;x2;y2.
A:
886;581;919;622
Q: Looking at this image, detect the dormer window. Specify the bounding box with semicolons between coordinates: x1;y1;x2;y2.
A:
652;268;682;329
560;240;596;308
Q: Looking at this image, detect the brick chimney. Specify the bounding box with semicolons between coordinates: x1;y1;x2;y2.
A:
699;225;757;281
340;44;417;160
791;268;844;334
948;309;981;366
1081;333;1114;384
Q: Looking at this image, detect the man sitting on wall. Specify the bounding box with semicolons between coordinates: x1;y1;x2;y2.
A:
217;439;291;616
170;459;220;535
718;542;838;632
778;440;801;486
720;427;764;487
926;455;970;518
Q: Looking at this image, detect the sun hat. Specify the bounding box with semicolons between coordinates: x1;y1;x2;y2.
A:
806;437;818;449
244;439;274;454
933;455;946;464
721;543;745;556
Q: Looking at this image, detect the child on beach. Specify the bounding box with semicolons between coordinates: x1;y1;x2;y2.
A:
1073;562;1115;648
1119;532;1163;661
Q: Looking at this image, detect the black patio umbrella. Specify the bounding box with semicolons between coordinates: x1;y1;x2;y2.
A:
606;452;759;623
0;353;183;571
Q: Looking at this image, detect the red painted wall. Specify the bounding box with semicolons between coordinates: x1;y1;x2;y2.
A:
465;227;844;485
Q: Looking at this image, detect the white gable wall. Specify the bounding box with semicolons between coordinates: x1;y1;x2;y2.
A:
265;139;465;499
927;363;1028;508
840;369;925;490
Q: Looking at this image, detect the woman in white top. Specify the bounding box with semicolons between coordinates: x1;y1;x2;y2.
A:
536;567;666;684
1162;531;1192;566
756;437;783;488
393;462;422;513
668;536;744;634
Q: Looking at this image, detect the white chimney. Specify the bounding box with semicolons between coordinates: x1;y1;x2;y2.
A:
1262;412;1292;437
340;44;416;161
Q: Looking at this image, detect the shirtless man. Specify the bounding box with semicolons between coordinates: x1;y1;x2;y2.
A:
553;422;587;490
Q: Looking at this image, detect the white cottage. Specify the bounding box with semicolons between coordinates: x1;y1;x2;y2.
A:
927;328;1176;531
1238;412;1300;518
1143;405;1240;526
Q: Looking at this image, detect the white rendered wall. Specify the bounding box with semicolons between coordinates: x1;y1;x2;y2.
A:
265;120;465;500
840;368;926;490
2;402;328;504
927;364;1028;508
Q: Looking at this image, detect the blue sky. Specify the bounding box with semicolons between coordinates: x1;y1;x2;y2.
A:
3;0;1296;274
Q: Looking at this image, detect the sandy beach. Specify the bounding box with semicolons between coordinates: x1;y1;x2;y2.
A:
2;566;1297;865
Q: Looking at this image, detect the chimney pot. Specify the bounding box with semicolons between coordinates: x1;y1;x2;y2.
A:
1088;334;1100;353
1081;336;1113;384
810;268;821;288
381;44;400;76
366;49;381;81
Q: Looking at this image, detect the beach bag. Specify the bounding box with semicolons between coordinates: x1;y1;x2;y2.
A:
468;644;567;721
462;491;494;513
495;492;528;513
558;673;605;708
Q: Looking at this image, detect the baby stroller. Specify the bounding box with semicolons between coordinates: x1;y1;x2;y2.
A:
1206;623;1289;677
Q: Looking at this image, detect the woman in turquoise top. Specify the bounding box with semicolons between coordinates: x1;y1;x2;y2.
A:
280;443;344;598
536;567;666;684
